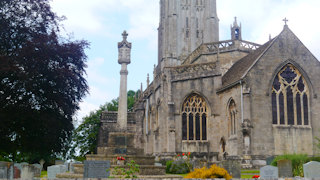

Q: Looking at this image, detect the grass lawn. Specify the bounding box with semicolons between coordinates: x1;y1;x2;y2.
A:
40;171;47;178
241;170;260;174
241;174;255;178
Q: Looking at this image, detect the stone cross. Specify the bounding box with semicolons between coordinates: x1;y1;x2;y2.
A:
117;30;132;131
283;18;288;25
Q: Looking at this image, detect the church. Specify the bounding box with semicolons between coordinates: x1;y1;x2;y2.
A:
97;0;320;167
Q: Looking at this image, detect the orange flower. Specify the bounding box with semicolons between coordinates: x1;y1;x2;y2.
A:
188;152;191;156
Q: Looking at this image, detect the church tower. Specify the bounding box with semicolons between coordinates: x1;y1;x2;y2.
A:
158;0;219;69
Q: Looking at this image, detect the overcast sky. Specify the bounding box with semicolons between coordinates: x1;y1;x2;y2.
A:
50;0;320;125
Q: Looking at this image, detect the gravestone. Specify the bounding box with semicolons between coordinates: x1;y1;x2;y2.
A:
64;162;70;171
84;160;110;178
13;166;21;179
278;159;292;177
21;164;35;180
47;165;67;179
221;160;241;178
0;165;7;179
14;166;21;178
303;161;320;178
39;159;45;172
32;164;41;177
260;165;278;179
14;163;22;178
0;161;12;179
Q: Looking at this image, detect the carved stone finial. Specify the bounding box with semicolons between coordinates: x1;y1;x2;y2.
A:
269;34;271;41
147;74;150;87
233;17;238;26
122;30;128;41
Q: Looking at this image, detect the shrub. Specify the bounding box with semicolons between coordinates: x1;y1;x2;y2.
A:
185;164;232;180
271;154;309;177
169;159;190;174
309;157;320;162
111;160;140;178
166;160;173;173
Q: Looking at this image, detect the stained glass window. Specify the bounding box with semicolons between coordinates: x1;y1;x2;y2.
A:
271;64;309;126
182;94;208;141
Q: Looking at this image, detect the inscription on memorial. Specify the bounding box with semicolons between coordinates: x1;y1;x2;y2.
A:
115;148;127;154
278;159;292;177
260;165;278;179
221;160;241;178
303;161;320;178
84;161;110;178
115;136;126;146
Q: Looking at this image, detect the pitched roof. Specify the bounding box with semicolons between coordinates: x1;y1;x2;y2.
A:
221;35;277;87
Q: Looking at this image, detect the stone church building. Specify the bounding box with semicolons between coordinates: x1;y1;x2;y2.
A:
98;0;320;166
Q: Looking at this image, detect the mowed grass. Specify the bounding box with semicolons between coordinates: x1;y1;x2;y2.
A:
40;171;47;178
241;169;260;179
241;170;260;174
241;174;255;178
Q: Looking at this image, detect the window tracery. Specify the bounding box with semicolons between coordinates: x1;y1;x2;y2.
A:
182;94;207;141
228;99;237;136
272;64;309;126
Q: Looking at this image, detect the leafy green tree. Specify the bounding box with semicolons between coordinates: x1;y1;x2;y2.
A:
71;90;137;160
316;135;320;152
0;0;88;163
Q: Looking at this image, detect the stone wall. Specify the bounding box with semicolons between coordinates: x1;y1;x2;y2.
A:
244;27;320;156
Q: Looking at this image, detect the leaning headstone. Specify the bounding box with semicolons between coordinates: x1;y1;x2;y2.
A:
221;160;241;178
260;165;278;179
47;165;67;179
278;159;292;177
39;159;45;172
84;160;110;178
303;161;320;178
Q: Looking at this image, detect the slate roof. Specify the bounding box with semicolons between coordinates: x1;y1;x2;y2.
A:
221;36;277;87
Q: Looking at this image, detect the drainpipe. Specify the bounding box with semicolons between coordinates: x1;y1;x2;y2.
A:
240;80;244;123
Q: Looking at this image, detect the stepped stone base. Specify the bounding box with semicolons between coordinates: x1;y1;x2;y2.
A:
86;154;155;166
56;164;166;178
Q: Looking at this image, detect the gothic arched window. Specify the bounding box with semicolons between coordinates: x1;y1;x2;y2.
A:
182;94;207;141
228;99;237;136
271;64;309;126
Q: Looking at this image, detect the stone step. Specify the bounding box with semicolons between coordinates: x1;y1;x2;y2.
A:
57;164;166;178
86;154;155;165
110;165;166;175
